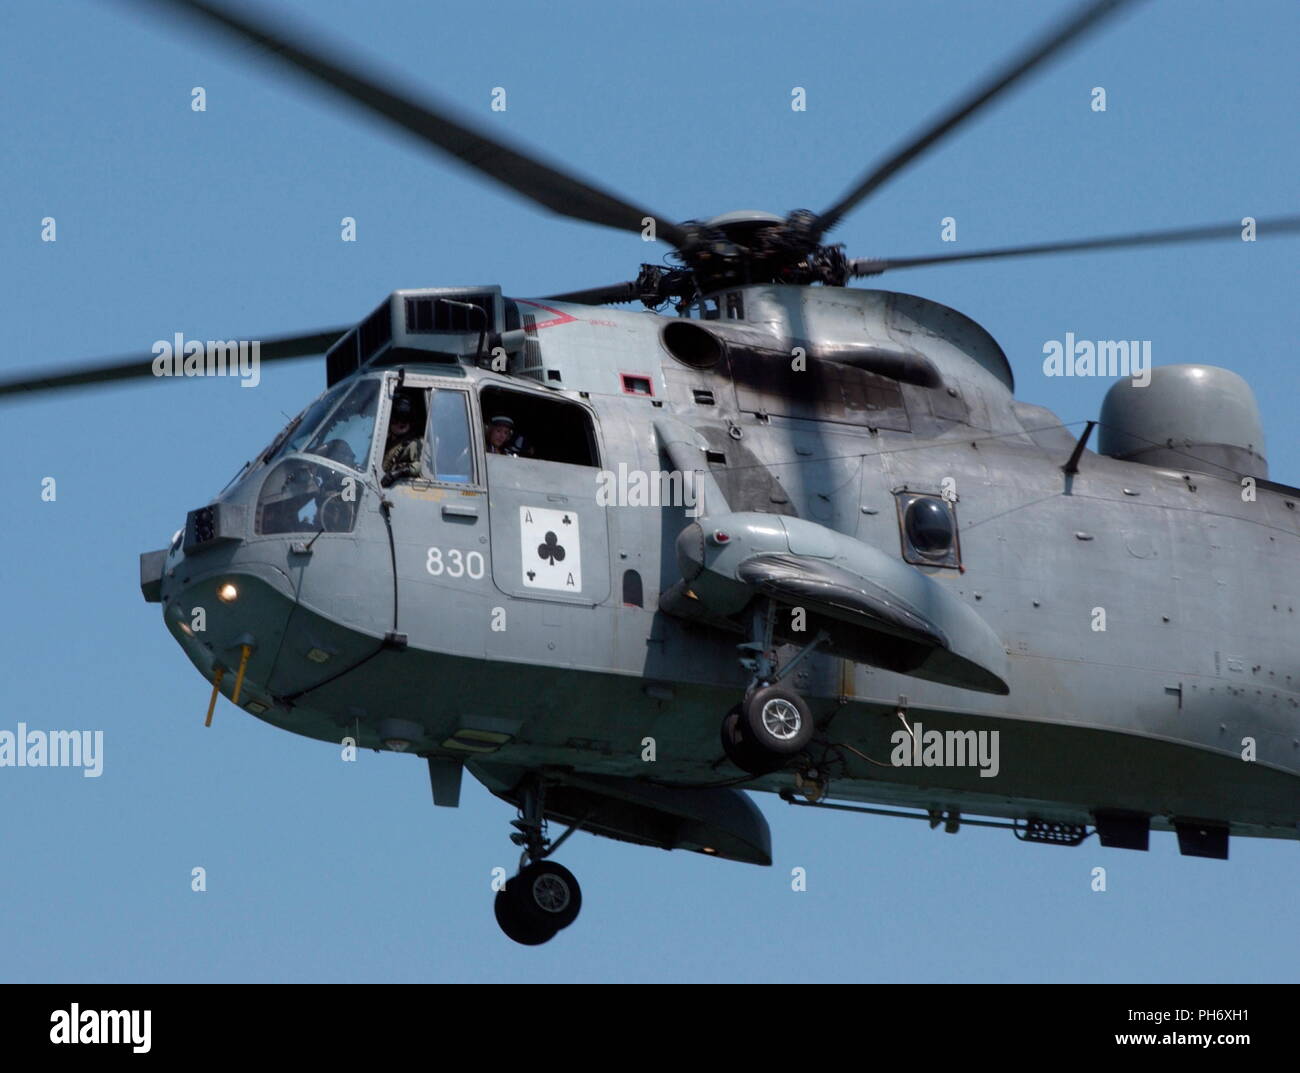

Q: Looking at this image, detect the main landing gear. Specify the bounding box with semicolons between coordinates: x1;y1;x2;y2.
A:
721;600;825;775
494;778;583;946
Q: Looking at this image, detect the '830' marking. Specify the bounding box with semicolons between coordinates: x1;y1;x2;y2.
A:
426;547;486;579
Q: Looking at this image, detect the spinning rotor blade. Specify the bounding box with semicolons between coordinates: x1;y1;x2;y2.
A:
815;0;1139;237
849;216;1300;276
0;327;347;400
544;282;641;306
134;0;688;248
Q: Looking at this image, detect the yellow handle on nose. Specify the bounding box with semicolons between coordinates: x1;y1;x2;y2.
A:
205;665;225;728
231;644;252;706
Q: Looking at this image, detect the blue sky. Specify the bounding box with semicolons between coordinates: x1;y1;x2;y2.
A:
1;0;1296;982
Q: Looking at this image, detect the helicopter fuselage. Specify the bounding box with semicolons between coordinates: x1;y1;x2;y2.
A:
144;284;1300;853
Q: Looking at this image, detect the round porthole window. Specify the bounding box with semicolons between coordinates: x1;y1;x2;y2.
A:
905;497;955;557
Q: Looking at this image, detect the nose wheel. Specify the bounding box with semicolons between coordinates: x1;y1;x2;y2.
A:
495;778;583;946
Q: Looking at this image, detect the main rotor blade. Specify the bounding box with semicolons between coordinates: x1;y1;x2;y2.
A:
0;327;347;400
543;282;641;305
815;0;1138;237
134;0;688;248
849;216;1300;276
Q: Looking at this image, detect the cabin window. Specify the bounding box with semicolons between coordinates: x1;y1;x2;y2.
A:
621;373;654;397
478;385;599;467
896;493;960;569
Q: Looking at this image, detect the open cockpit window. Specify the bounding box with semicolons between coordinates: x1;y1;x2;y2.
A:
478;385;599;467
380;384;477;486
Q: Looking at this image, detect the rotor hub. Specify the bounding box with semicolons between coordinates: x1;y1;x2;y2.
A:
672;208;845;296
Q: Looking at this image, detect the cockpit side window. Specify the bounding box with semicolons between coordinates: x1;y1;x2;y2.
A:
379;384;477;486
426;389;474;483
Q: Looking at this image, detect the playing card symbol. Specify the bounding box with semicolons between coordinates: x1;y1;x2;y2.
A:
537;531;566;566
526;570;536;581
561;514;572;525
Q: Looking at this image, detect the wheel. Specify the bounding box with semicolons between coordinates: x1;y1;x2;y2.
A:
742;684;814;756
509;861;582;930
720;705;784;775
494;888;558;945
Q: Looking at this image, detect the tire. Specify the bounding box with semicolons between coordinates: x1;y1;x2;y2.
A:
509;861;582;930
721;706;784;775
742;685;814;756
494;888;558;946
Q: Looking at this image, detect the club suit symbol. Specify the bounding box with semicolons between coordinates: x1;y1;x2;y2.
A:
538;531;566;566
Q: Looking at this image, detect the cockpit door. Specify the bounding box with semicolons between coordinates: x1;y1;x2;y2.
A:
377;371;492;656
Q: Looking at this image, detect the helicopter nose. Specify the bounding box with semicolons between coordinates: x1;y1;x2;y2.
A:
151;545;298;717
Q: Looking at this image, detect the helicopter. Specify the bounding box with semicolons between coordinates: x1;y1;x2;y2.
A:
5;0;1299;946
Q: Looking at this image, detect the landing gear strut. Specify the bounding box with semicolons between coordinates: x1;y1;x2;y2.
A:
721;600;824;775
494;777;583;946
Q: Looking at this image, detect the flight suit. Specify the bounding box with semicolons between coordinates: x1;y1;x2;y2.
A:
382;435;423;483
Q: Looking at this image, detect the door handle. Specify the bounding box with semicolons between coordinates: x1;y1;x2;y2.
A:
441;503;479;520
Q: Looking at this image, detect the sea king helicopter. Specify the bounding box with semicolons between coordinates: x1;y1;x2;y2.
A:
6;0;1300;944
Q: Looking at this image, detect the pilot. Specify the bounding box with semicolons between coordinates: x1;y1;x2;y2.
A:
485;415;519;456
382;393;424;485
